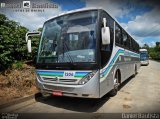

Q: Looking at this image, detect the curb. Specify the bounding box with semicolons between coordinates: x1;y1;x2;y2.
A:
0;92;41;109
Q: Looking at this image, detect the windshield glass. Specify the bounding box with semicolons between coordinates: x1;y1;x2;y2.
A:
140;51;149;60
37;11;98;64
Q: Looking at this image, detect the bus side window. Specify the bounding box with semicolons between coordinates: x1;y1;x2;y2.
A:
133;40;136;52
136;42;140;53
128;37;132;50
122;31;127;48
115;24;122;46
130;38;134;51
126;35;130;50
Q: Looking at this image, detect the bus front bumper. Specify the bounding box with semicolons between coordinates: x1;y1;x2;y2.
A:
35;72;100;98
141;61;149;65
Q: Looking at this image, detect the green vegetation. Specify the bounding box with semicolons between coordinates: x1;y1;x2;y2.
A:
141;43;160;61
12;61;24;69
0;14;39;102
0;14;40;70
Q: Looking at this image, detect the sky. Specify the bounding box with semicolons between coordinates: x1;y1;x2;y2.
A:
0;0;160;47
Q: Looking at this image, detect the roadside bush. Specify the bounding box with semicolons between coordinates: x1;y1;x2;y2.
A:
150;52;160;60
0;13;40;70
142;43;160;61
12;61;23;69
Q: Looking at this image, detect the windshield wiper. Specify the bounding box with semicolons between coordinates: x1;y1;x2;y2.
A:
61;24;75;64
63;41;74;63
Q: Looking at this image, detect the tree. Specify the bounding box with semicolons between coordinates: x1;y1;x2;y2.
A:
0;13;40;70
141;43;149;51
146;44;160;60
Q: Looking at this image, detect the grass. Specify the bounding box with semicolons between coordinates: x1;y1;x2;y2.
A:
12;61;24;69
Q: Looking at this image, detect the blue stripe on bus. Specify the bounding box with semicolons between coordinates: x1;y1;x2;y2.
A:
37;70;90;78
37;72;64;75
100;49;139;78
75;72;89;75
37;71;64;75
100;49;123;78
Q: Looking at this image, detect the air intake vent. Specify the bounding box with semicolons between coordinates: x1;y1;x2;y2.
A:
41;77;78;84
59;79;77;82
42;77;58;82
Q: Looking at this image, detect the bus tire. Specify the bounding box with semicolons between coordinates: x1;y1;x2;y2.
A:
133;65;137;77
109;70;120;96
41;92;51;101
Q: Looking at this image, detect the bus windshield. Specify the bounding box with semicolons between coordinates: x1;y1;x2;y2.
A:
140;51;149;61
37;11;98;64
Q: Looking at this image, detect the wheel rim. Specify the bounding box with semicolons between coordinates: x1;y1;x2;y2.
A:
114;72;119;91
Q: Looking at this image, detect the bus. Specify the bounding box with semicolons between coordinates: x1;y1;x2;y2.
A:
140;49;149;66
26;8;140;98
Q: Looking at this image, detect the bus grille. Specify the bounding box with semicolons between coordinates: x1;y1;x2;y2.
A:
41;77;78;84
43;77;58;81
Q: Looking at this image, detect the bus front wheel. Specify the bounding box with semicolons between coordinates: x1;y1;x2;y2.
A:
41;92;51;100
109;70;120;96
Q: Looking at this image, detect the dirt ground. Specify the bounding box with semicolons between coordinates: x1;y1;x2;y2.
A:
0;64;38;105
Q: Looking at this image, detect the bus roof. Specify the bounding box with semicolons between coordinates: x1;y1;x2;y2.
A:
46;7;101;21
140;49;148;52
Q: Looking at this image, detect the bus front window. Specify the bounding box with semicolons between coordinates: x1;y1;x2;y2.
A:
37;11;98;64
140;53;149;61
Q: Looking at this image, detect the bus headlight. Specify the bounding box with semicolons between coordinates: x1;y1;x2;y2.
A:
78;70;97;85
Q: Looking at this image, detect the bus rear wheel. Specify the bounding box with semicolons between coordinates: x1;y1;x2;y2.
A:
109;71;120;96
133;65;137;77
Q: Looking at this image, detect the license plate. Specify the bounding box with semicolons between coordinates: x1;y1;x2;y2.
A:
52;91;62;96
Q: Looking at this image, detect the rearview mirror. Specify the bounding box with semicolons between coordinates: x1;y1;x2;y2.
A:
25;31;41;53
101;18;110;45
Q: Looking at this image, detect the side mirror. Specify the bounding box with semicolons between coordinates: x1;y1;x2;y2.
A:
101;18;110;45
25;31;41;53
27;39;32;53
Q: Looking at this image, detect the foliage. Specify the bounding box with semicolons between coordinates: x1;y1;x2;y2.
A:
12;61;24;69
149;46;160;60
0;14;40;70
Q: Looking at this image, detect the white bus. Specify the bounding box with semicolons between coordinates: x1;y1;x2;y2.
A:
140;49;149;65
26;8;140;98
